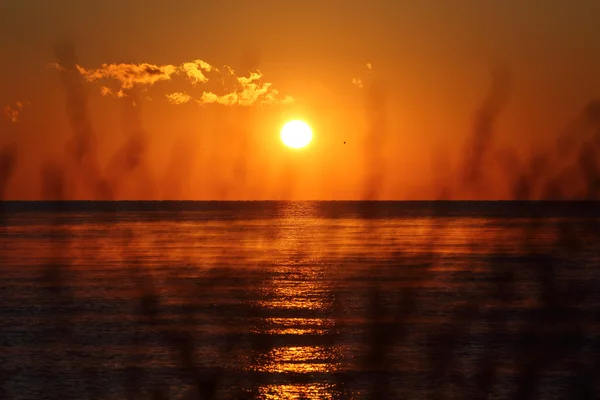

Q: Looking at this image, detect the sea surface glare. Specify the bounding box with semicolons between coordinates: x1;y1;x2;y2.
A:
1;201;599;399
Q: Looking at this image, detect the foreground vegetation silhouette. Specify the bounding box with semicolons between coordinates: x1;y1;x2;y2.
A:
1;46;600;399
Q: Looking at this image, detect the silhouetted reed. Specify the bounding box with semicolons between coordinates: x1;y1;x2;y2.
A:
0;143;17;202
2;46;600;400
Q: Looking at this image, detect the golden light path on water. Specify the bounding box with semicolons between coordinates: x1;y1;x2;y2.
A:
249;201;344;398
259;383;336;400
258;383;338;399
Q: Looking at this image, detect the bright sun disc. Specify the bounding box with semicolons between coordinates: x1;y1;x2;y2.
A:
280;120;312;149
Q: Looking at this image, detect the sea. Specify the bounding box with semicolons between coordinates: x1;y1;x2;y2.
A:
1;201;599;400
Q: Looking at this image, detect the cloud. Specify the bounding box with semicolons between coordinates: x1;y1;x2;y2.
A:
100;86;126;98
198;70;293;106
352;62;373;88
76;63;179;89
51;57;293;107
352;78;364;88
71;60;214;91
166;92;192;105
4;106;19;123
4;101;29;123
46;62;65;72
181;59;215;84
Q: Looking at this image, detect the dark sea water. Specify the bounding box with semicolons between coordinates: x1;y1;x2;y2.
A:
1;201;600;400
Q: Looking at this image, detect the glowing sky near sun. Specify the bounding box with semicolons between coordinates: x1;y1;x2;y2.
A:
1;1;600;200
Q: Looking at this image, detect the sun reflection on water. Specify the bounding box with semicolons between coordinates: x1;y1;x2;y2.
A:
252;345;343;374
258;383;338;400
251;317;335;335
249;201;344;399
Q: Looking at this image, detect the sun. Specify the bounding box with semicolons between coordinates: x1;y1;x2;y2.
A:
280;120;313;149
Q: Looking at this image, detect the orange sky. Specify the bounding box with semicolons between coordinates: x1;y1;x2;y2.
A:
1;0;600;200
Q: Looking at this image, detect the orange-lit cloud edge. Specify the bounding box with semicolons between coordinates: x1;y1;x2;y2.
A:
3;101;30;123
49;58;294;107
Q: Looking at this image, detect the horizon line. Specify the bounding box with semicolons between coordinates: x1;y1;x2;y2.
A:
2;200;599;203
